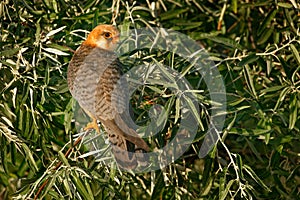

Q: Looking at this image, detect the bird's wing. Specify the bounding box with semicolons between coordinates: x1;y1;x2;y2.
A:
70;46;122;120
68;44;94;94
94;53;125;121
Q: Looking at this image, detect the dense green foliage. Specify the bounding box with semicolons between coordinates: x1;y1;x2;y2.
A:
0;0;299;199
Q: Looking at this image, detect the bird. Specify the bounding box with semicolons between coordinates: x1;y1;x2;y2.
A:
67;24;150;169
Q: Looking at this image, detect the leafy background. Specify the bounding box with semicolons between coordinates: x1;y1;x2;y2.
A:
0;0;299;199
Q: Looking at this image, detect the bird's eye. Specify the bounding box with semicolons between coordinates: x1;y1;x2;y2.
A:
103;32;112;38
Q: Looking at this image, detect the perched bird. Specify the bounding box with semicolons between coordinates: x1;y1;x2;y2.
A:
67;25;149;169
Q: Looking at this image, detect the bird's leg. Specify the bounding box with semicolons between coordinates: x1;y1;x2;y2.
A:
84;118;100;133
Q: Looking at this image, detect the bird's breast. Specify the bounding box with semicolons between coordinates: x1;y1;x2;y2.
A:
68;46;123;121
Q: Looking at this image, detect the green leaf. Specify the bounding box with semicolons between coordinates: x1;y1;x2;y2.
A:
202;156;213;183
10;142;17;166
274;87;290;110
258;9;277;35
246;138;264;162
238;53;259;67
46;43;70;52
228;97;245;106
22;143;38;172
206;36;244;50
219;166;227;198
243;65;258;99
189;31;221;40
231;0;237;14
229;128;271;136
0;144;9;173
54;83;69;94
173;22;203;30
0;48;21;57
174;97;180;124
71;171;93;200
290;44;300;65
236;154;244;180
183;95;204;131
58;151;70;167
35;19;42;44
288;93;297;130
243;165;271;192
48;190;64;200
284;8;297;34
220;179;236;200
159;8;189;21
151;172;165;200
277;2;293;8
42;176;57;199
93;9;99;28
84;179;94;200
260;85;285;93
63;177;73;198
201;175;213;196
257;25;274;45
19;0;43;15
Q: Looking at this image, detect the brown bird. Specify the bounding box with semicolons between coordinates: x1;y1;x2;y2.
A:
67;24;149;169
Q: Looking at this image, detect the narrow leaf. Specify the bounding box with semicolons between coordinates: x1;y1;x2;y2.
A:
46;26;66;38
244;165;271;192
274;87;290;110
258;9;277;35
260;85;285;93
238;53;259;67
174;97;180;123
22;143;38;172
290;44;300;65
0;48;21;57
277;2;293;8
288;93;297;130
220;179;236;200
243;65;257;99
184;95;204;131
43;47;69;56
207;36;243;50
257;26;273;45
229;128;271;136
58;151;70;167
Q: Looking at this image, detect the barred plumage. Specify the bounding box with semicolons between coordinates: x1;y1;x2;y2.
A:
67;25;149;169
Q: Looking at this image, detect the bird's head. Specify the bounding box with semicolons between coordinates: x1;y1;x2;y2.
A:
84;25;119;51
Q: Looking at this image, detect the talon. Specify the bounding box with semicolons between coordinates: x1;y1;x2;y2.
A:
84;118;100;133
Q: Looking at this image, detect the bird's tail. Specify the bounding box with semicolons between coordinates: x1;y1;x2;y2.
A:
102;117;150;169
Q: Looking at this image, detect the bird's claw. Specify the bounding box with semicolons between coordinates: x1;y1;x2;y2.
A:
84;118;100;133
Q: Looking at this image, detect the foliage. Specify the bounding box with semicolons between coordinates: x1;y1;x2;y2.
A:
0;0;299;199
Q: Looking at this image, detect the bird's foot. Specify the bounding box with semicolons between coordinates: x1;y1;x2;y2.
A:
84;118;100;133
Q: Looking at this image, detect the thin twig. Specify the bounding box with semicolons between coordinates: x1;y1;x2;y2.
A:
33;131;88;200
256;37;296;56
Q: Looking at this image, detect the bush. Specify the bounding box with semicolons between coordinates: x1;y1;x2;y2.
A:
0;0;299;199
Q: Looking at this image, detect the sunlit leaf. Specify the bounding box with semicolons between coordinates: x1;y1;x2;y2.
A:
43;47;69;56
45;26;67;38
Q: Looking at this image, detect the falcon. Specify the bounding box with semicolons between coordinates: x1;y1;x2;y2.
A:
67;24;149;169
